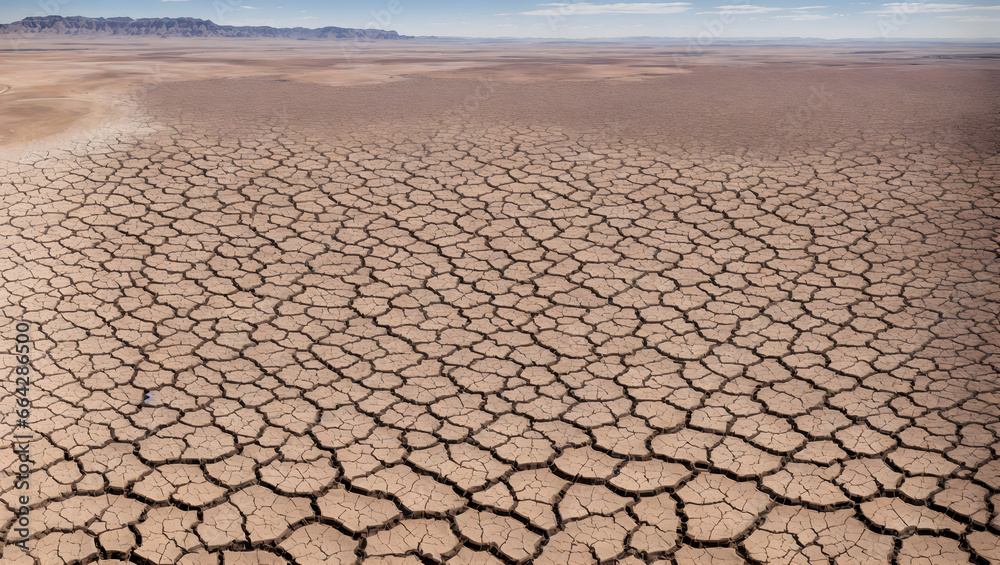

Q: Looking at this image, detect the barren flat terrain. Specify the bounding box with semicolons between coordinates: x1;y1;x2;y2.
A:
1;38;999;564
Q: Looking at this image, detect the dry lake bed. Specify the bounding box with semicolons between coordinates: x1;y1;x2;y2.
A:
1;37;999;564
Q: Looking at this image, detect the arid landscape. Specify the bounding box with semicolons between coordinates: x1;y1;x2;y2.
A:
1;33;999;565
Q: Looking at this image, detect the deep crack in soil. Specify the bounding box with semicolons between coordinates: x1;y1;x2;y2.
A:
1;59;999;565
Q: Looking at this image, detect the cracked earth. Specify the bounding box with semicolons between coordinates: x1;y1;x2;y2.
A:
1;49;1000;565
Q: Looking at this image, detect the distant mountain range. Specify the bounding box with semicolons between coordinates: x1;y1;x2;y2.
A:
0;16;409;39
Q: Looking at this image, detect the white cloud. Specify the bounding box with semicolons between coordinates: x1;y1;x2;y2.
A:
775;13;834;18
240;5;258;9
865;2;1000;13
792;5;829;8
697;4;784;13
717;4;784;11
938;12;1000;17
519;2;691;16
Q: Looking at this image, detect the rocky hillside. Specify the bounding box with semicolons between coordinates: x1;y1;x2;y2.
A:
0;16;409;39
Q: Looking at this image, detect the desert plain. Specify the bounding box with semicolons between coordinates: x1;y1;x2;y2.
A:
0;36;999;564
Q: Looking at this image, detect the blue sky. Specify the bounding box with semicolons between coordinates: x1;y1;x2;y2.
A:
3;0;999;38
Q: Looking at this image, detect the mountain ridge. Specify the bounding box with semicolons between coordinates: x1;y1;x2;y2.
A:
0;16;410;39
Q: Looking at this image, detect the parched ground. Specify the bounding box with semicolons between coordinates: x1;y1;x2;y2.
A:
1;43;1000;565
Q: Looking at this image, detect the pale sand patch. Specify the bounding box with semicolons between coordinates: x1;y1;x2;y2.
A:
1;36;996;146
0;96;111;147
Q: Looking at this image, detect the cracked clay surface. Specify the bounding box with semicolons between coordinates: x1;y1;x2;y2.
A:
1;57;1000;565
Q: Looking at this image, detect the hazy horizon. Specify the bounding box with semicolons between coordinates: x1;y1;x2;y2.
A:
2;0;1000;40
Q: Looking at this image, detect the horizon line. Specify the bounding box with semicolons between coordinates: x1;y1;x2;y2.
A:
3;15;1000;42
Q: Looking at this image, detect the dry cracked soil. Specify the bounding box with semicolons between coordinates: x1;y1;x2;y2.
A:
0;38;999;565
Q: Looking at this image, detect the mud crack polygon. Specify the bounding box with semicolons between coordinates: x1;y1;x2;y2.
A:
1;85;999;565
